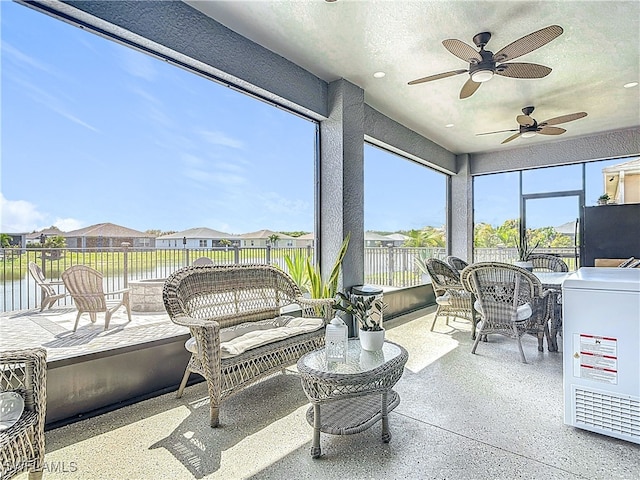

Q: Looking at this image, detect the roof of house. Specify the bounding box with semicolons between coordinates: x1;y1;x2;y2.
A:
64;222;153;238
602;158;640;174
239;229;296;240
26;227;65;240
385;233;410;241
157;227;237;240
365;232;392;241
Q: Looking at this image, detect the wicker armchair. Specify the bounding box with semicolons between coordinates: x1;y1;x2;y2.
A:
61;265;131;332
445;256;469;278
163;264;334;427
528;254;569;272
0;348;47;480
28;262;66;312
460;262;549;363
425;258;473;331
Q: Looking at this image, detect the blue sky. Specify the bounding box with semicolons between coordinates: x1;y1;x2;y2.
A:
0;2;626;236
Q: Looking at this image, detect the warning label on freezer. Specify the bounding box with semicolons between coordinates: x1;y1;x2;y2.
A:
572;334;618;385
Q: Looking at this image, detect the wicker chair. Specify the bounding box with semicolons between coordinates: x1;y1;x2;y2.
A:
0;348;47;480
528;254;569;272
28;262;66;312
460;262;549;363
425;258;473;331
163;264;334;427
445;256;469;278
61;265;131;332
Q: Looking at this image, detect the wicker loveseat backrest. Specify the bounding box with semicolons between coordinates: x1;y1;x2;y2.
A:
163;264;302;329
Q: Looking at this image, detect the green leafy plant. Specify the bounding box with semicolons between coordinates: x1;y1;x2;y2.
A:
283;249;310;293
597;193;610;205
414;250;430;275
333;291;388;331
305;233;350;299
513;232;539;261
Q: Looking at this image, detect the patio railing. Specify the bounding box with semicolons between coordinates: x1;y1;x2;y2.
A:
0;245;578;313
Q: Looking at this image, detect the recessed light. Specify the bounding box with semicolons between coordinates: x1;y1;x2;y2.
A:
623;82;638;88
445;124;454;128
373;71;386;79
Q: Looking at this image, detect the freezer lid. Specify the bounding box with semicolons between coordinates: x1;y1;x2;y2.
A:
563;267;640;292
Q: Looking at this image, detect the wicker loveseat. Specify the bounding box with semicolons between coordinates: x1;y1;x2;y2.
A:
162;264;334;427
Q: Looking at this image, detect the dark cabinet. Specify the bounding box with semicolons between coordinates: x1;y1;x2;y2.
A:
582;204;640;266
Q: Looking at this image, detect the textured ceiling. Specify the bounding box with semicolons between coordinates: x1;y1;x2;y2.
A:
186;0;640;155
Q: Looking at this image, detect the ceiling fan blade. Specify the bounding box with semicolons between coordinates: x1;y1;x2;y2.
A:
442;39;482;63
476;129;518;136
517;115;535;126
408;69;468;85
492;25;563;62
501;133;522;144
540;112;588;126
496;62;552;78
459;77;481;99
538;126;566;135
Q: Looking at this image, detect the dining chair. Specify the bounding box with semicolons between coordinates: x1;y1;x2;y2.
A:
460;262;549;363
425;258;473;331
528;254;569;272
61;265;131;332
445;255;469;278
28;261;67;312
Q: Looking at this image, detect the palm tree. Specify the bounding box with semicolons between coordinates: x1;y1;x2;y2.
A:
267;233;280;246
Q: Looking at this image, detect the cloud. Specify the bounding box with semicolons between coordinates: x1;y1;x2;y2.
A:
0;194;45;232
1;41;53;73
51;217;84;232
198;130;244;149
0;193;84;233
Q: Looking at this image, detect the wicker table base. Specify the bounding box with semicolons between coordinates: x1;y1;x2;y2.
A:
297;340;408;458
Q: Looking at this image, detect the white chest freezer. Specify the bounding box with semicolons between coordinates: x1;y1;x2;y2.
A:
562;267;640;444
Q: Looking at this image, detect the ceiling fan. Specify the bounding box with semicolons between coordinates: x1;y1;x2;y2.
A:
408;25;563;99
476;106;588;144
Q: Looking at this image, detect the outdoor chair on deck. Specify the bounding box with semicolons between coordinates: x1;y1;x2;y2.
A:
461;262;550;363
61;265;131;332
0;348;47;480
193;257;214;266
445;256;469;278
528;254;569;272
425;258;473;331
28;261;66;312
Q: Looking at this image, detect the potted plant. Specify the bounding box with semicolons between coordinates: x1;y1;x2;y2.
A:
597;193;610;205
334;291;388;351
513;233;539;271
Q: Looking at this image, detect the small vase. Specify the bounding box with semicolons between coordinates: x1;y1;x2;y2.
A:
359;328;385;351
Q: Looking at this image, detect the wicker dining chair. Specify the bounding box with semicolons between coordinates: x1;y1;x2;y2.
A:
528;254;569;273
425;258;473;331
28;262;67;312
445;256;469;278
460;262;549;363
61;265;131;332
0;348;47;480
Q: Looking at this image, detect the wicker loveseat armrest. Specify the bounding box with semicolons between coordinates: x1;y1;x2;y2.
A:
0;347;47;480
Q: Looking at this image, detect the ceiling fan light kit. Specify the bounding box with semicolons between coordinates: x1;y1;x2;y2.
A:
478;106;588;144
408;25;563;98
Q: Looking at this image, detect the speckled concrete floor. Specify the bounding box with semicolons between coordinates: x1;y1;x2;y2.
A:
14;308;640;480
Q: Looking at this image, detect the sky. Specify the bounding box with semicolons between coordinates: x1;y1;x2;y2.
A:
0;2;629;236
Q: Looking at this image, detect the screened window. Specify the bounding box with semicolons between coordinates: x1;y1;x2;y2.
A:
364;143;447;288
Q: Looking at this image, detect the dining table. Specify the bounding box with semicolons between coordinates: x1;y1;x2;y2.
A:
533;271;574;352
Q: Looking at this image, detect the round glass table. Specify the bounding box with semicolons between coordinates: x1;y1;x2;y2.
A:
297;339;408;458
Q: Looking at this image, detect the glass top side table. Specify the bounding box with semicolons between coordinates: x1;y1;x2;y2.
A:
297;339;409;458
